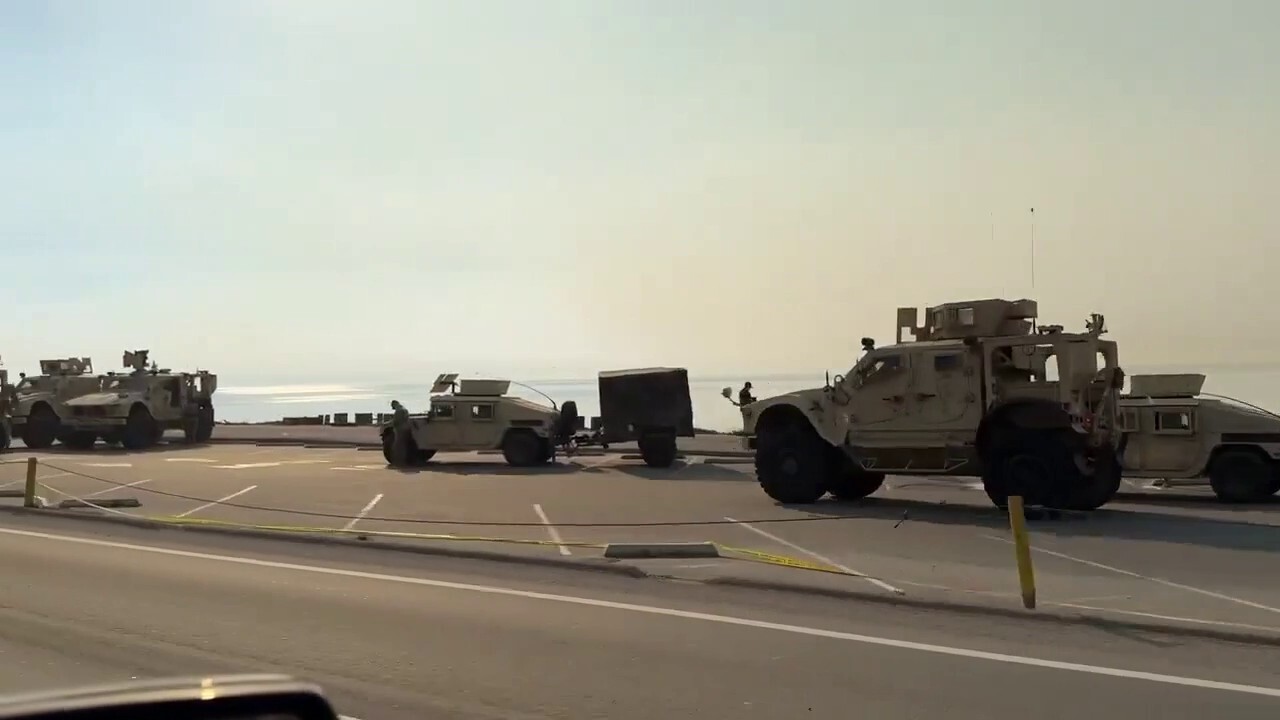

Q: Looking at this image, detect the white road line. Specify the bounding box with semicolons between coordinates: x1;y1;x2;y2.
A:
0;471;68;489
726;516;904;595
83;478;153;499
533;503;571;556
175;485;258;519
981;535;1280;615
329;467;369;472
342;494;384;532
214;459;335;470
165;458;217;463
81;462;132;468
3;526;1279;700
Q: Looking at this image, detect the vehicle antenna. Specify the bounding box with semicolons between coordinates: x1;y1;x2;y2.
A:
510;380;558;411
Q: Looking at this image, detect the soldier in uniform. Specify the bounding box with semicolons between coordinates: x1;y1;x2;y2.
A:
738;381;757;407
389;399;412;465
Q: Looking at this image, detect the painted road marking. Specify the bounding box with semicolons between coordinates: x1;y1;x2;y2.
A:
342;494;384;532
981;535;1280;615
165;458;217;463
5;526;1280;700
83;478;153;499
211;460;333;470
175;485;258;519
726;516;904;595
330;467;369;472
533;503;571;556
0;471;70;490
80;462;133;468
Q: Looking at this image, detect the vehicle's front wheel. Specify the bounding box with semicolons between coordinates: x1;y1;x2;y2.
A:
755;425;829;504
123;406;159;450
982;429;1080;509
23;405;59;449
1209;449;1274;503
826;466;885;501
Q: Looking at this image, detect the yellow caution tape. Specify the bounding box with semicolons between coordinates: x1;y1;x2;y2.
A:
715;545;856;576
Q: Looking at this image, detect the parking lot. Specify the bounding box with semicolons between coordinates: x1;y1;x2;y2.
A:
3;440;1280;633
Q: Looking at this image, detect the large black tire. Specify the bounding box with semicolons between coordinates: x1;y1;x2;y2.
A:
383;428;420;466
196;402;215;442
1209;449;1274;503
417;449;437;464
122;406;159;450
755;425;830;504
1062;449;1123;511
826;467;886;501
638;432;678;468
555;401;580;443
62;431;97;450
502;430;542;467
23;404;60;450
982;429;1080;509
381;430;395;464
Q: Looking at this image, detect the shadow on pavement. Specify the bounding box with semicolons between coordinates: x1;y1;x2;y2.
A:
787;496;1280;553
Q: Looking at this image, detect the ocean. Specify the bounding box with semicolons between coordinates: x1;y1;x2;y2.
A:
216;367;1280;432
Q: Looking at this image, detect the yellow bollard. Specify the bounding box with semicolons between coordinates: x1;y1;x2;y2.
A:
23;457;38;508
1007;495;1037;609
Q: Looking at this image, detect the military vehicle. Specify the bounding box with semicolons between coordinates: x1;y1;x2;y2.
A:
575;367;696;468
60;350;217;450
381;373;574;467
1117;373;1280;503
9;357;102;449
0;356;12;451
737;298;1127;511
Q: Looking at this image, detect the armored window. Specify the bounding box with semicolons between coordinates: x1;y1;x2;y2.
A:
1154;410;1193;434
859;354;904;384
958;307;975;326
933;354;962;372
471;404;495;421
431;403;455;419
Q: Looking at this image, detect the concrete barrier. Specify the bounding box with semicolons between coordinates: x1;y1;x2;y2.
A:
603;542;721;560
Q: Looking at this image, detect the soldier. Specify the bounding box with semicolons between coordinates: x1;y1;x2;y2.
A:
389;400;411;465
738;381;757;407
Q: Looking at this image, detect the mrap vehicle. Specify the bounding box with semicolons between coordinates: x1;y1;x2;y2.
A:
1118;373;1280;503
9;357;102;449
739;298;1126;511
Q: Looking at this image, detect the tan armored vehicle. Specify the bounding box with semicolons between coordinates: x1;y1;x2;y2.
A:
60;350;217;450
382;374;574;467
1118;373;1280;502
10;357;103;449
738;298;1127;511
0;356;12;451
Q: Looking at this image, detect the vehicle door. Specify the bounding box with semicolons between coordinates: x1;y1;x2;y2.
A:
912;347;982;432
459;401;499;448
420;401;459;449
1121;405;1201;474
844;349;912;433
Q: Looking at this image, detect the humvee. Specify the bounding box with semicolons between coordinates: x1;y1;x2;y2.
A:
9;357;103;449
381;374;573;467
1118;373;1280;502
739;298;1126;510
60;350;217;450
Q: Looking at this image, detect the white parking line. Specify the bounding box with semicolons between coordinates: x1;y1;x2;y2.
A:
165;458;217;463
533;503;571;556
0;471;70;490
83;478;153;499
176;485;258;519
342;494;384;532
726;516;904;595
981;534;1280;615
5;525;1280;700
81;462;132;468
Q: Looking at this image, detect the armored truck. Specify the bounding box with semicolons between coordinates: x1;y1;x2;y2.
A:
382;374;570;467
60;350;217;450
740;298;1126;511
10;357;103;449
1118;373;1280;503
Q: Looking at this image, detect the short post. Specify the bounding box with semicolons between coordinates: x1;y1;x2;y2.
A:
23;457;38;508
1007;495;1036;609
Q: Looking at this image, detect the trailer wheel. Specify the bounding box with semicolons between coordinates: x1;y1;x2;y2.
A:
502;430;542;467
1209;449;1273;503
755;424;829;504
638;432;678;468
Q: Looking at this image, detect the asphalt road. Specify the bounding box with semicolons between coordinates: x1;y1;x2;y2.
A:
3;443;1279;636
2;512;1279;720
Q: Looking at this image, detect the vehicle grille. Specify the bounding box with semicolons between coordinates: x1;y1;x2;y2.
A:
72;406;109;417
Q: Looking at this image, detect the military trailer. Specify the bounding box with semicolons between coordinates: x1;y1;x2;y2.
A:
739;298;1127;511
60;350;217;450
10;357;103;449
1118;373;1280;503
575;367;695;468
381;374;570;467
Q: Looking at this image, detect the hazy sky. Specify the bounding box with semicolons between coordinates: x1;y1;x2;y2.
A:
2;1;1276;384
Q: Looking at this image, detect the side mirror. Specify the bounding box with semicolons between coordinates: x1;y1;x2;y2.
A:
0;674;341;720
720;387;733;399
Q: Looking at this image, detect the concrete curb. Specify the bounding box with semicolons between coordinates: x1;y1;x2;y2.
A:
695;575;1280;647
603;542;720;559
0;505;649;580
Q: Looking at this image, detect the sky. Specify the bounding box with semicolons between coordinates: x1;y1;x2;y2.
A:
1;0;1277;385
